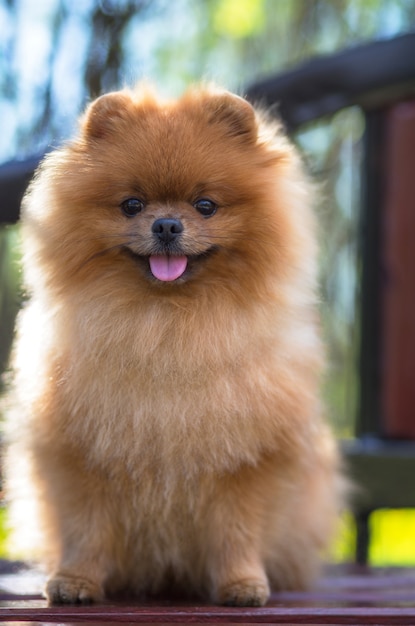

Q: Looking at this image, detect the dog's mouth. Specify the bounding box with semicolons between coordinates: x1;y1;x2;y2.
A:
122;247;217;283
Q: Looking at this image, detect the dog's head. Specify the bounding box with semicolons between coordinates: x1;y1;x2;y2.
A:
23;85;314;304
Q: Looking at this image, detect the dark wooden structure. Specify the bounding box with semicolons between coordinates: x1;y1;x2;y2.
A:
248;32;415;565
2;33;415;624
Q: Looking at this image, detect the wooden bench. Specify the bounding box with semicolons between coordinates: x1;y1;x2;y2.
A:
0;561;415;624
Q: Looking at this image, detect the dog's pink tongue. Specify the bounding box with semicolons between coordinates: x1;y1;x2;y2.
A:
149;255;188;282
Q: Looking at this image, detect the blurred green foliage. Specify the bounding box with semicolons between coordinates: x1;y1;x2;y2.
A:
0;226;21;394
213;0;266;38
0;508;9;556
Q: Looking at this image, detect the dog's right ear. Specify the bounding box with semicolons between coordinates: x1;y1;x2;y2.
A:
204;91;257;142
81;91;133;140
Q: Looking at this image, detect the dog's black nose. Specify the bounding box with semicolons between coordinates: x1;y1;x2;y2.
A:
152;218;184;243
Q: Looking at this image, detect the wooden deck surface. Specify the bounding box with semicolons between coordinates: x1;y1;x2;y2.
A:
1;562;415;624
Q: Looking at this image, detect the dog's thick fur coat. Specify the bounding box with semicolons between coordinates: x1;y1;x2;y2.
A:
6;85;342;606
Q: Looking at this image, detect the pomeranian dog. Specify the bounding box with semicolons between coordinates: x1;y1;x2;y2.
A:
6;84;343;607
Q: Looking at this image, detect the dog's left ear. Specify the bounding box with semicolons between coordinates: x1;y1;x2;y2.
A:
207;93;257;141
81;91;133;140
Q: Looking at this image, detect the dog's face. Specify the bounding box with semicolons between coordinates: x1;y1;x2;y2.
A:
85;92;253;286
26;87;307;302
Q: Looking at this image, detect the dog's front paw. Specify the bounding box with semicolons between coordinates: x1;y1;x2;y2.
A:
218;577;270;607
46;573;104;605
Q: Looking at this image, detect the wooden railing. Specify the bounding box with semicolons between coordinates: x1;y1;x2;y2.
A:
247;33;415;565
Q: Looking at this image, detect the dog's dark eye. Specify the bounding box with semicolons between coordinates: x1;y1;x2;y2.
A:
120;197;145;217
193;198;217;218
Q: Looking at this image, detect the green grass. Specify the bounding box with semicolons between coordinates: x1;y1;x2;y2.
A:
331;511;357;562
332;509;415;566
370;509;415;566
0;508;10;556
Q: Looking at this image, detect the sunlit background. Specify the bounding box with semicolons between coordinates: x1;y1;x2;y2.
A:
1;0;415;565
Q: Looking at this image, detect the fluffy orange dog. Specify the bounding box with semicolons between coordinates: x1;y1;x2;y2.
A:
7;85;342;606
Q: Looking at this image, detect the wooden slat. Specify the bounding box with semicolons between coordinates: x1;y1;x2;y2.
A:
246;33;415;130
382;99;415;438
1;602;415;625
